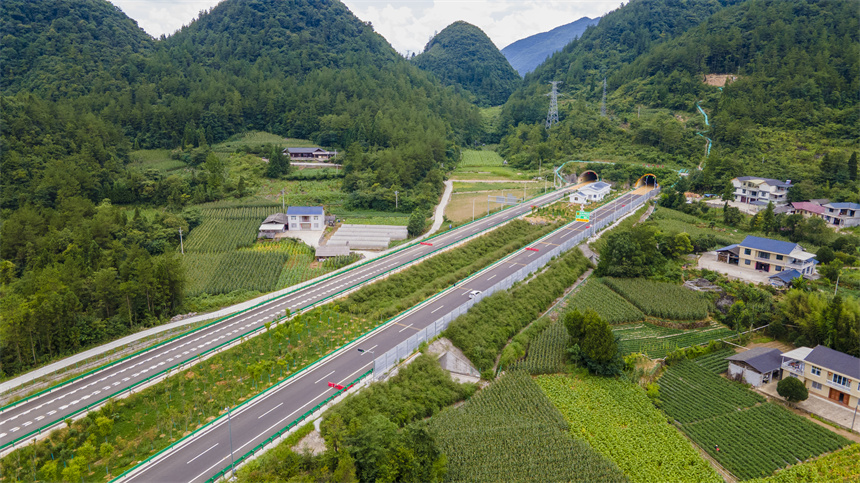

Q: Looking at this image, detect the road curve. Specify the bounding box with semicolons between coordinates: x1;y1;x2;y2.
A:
0;187;573;453
120;189;652;483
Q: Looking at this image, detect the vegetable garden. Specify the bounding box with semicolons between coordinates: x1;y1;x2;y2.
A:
746;444;860;483
431;371;627;483
510;321;569;374
614;323;736;359
537;374;721;483
565;280;645;324
658;360;852;480
602;277;712;320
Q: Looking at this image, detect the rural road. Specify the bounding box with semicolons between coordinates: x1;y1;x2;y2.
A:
0;185;574;454
118;187;654;483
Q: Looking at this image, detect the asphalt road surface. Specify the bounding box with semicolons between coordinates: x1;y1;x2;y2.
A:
0;186;574;453
120;188;653;483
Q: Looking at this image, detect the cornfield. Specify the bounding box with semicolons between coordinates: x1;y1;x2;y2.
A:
614;323;735;359
565;280;645;324
602;277;712;320
431;371;626;483
658;360;764;424
511;321;569;374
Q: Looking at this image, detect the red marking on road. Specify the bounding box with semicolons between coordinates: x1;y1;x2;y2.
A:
526;247;539;252
420;242;433;246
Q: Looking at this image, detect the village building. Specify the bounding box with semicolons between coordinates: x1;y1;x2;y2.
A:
257;213;289;239
569;181;610;204
726;347;783;387
314;245;351;262
822;202;860;228
789;201;827;220
715;235;817;285
781;345;859;408
287;206;325;231
283;147;336;161
730;176;791;210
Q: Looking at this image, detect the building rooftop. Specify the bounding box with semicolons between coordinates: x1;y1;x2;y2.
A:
805;345;860;379
781;346;814;361
259;223;286;231
315;246;351;257
736;176;792;188
790;202;826;215
726;347;783;374
287;206;325;216
769;269;802;284
824;202;860;210
263;213;290;224
740;235;800;256
286;147;330;154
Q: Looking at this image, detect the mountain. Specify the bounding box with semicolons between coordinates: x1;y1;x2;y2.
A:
412;21;521;107
0;0;154;96
501;17;599;76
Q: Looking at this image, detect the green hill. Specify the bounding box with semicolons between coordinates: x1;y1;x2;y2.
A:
413;21;521;106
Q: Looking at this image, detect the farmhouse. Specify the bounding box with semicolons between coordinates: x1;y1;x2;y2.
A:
822;202;860;228
284;147;335;161
287;206;325;231
789;201;827;220
730;176;791;209
569;181;610;204
258;213;289;239
781;345;859;407
726;347;782;387
715;235;817;283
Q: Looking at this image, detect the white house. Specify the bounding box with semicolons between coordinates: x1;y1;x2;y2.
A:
822;202;860;228
287;206;325;231
730;176;792;209
569;181;610;204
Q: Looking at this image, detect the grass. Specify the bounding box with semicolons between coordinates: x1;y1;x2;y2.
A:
128;149;186;172
445;189;543;223
213;132;319;152
452;149;535;181
451;181;541;193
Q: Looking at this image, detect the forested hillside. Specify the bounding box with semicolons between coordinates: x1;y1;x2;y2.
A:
0;0;481;378
501;16;599;76
497;0;858;204
412;21;521;107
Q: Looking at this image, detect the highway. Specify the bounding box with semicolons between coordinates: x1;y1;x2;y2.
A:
119;187;654;483
0;185;574;453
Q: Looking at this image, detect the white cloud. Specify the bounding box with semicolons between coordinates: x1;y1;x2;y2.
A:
109;0;619;53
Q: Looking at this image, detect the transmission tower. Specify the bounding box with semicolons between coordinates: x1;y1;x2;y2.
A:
545;81;561;129
600;77;607;117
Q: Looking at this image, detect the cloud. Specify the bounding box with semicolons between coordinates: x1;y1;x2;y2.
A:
110;0;619;53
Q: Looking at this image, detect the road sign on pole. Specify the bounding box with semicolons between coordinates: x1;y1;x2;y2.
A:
575;211;590;222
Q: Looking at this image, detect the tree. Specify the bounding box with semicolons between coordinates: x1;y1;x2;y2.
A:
816;246;835;265
777;376;808;403
849;152;858;182
723;203;743;226
565;309;621;375
407;209;426;237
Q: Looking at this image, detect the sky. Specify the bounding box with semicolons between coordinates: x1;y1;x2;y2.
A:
110;0;620;55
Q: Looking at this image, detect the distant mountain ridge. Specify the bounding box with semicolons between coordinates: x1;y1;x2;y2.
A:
501;17;600;76
412;21;521;106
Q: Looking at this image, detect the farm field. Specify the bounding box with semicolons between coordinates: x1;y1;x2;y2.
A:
658;360;852;480
430;371;627;483
746;444;860;483
451;149;534;181
691;347;734;373
614;322;736;359
510;321;569;374
602;277;712;320
537;374;721;483
128;149;186;172
565;279;645;324
445;189;542;223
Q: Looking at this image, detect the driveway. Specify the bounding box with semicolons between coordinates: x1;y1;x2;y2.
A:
697;252;772;284
759;380;860;433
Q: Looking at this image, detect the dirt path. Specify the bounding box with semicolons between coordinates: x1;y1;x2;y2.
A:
681;429;738;483
426;180;453;236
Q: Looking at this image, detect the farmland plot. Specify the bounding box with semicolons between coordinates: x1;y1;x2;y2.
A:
602;277;712;320
431;371;626;483
746;444;860;483
537;374;721;483
614;323;736;359
565;280;645;324
511;321;569;374
659;360;764;424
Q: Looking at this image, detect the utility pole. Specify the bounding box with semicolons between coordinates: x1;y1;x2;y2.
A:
545;81;561;129
601;77;607;118
178;227;184;255
281;188;285;212
395;191;399;209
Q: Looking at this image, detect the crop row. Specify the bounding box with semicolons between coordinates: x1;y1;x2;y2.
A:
616;325;736;359
746;444;860;483
691;347;735;373
460;149;505;167
658;360;765;424
682;403;851;480
183;251;290;296
184;218;260;252
430;371;626;483
537;374;721;483
511;321;569;375
602;277;712;320
565;280;645;324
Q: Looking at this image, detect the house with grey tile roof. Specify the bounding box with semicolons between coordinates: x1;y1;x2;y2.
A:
780;345;859;407
726;347;783;386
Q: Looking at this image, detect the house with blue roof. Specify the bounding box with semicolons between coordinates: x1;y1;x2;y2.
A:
286;206;325;231
822;202;860;227
715;235;816;284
